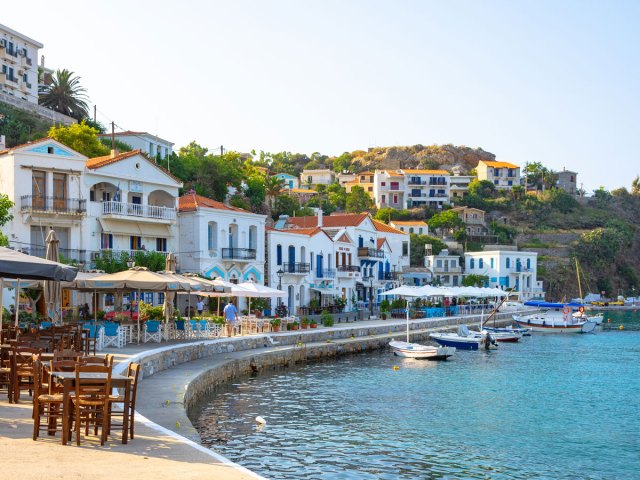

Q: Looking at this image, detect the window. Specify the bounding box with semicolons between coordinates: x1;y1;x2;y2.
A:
436;259;442;268
101;233;113;250
207;222;218;250
390;182;400;191
506;258;511;268
402;242;409;256
382;194;386;204
102;191;111;202
490;258;494;268
526;258;531;269
32;170;46;201
130;236;142;250
156;238;167;252
90;190;95;201
418;228;423;234
409;227;414;234
276;245;282;265
381;182;386;187
393;194;398;204
470;258;475;269
249;225;257;250
479;259;484;269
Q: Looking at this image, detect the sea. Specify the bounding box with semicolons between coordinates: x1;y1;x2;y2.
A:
190;311;640;480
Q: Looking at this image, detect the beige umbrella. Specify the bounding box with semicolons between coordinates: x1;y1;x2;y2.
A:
183;274;233;315
163;253;177;322
44;229;62;324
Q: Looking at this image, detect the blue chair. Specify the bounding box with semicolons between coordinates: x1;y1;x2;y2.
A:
143;320;162;343
174;320;187;339
40;321;53;330
103;322;124;348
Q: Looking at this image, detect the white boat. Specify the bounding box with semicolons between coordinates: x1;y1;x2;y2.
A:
430;325;498;351
473;328;522;342
513;311;591;333
484;325;532;336
389;340;456;360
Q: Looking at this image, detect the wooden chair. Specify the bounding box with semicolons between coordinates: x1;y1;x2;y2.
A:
108;362;140;441
32;358;65;441
0;345;12;402
53;349;80;362
11;346;40;403
71;364;112;446
78;355;113;367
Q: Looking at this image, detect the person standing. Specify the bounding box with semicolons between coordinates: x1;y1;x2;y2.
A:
196;298;205;317
223;301;238;337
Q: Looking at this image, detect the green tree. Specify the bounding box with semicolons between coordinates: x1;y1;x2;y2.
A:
373;207;410;223
462;274;489;287
332;152;352;173
631;176;640;196
540;188;579;213
264;175;285;211
525;162;556;191
38;69;90;121
327;183;347;211
409;234;447;267
273;194;300;219
345;186;373;213
427;210;464;236
0;194;14;246
244;175;266;210
48;122;109;158
467;179;496;198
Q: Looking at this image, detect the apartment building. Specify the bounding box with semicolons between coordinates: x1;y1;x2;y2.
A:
449;175;475;202
0;23;42;104
390;220;429;236
373;169;450;209
299;169;335;187
477;160;520;189
97;131;174;160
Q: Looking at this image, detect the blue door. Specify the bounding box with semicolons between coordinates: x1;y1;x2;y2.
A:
316;254;323;278
288;246;296;272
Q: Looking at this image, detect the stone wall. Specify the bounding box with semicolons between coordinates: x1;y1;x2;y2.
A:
0;91;76;126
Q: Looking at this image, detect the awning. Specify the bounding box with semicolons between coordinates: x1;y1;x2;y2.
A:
98;218;171;237
310;287;342;296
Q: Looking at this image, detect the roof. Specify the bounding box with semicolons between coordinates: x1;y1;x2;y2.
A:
287;213;369;229
357;171;374;176
178;193;252;213
268;227;325;237
450;206;485;213
0;23;43;48
0;137;51;156
289;188;318;194
372;219;408;235
402;169;450;175
376;237;388;249
97;131;174;145
479;160;519;169
274;172;296;178
86;149;182;184
390;220;428;226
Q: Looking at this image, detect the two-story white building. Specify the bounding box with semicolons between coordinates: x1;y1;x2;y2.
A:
177;191;267;285
464;250;544;300
373;169;450;209
0;23;42;104
300;169;335;187
98;131;174;160
477;161;520;189
449;175;475;202
390;220;429;236
425;248;463;287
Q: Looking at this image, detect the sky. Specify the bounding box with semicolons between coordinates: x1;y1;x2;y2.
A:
4;0;640;191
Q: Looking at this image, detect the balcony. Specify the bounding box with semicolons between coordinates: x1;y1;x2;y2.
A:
315;269;336;279
281;262;311;274
408;179;426;186
337;265;361;273
358;247;384;259
20;245;89;264
383;271;400;281
433;266;462;274
100;201;176;221
221;248;257;260
21;195;87;216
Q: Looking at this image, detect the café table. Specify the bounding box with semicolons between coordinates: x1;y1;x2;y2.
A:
49;370;132;445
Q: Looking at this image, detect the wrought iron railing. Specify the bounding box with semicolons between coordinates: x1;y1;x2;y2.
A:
21;195;86;214
221;248;257;260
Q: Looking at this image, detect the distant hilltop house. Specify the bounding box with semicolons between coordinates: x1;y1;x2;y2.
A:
556;168;578;195
0;23;42;104
389;220;429;236
98;131;174;160
300;169;335;187
477;160;520;189
450;206;489;237
344;171;375;199
274;173;299;190
449;174;475;202
373;169;450;210
337;172;356;186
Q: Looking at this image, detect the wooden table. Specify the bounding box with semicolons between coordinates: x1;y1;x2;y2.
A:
50;371;132;445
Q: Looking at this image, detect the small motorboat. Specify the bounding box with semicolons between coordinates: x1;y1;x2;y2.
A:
389;340;456;360
484;324;532;336
430;325;498;351
475;328;522;343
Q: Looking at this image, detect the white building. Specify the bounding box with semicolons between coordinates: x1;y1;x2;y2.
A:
425;249;463;287
449;175;475;202
274;173;298;190
390;220;429;236
177;191;266;286
300;169;335;187
373;169;450;210
464;250;544;300
98;131;174;160
0;23;42;104
477;161;520;189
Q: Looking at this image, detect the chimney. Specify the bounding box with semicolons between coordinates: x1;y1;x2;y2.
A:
0;135;5;151
314;207;323;227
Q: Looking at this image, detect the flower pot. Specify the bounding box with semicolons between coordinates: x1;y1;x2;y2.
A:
310;323;318;328
291;324;299;330
301;324;308;329
272;326;280;332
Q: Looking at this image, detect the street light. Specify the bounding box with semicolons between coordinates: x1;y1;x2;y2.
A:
126;257;135;269
369;275;374;319
277;268;284;290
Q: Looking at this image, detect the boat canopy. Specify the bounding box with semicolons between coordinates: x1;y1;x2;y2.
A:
524;301;586;309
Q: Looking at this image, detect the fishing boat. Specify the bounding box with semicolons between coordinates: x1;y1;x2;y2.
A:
430;325;498;351
383;286;456;360
476;328;522;342
484;324;532;336
517;301;603;333
389;340;456;360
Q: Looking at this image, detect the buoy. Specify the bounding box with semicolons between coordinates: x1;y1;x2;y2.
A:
175;421;181;428
256;416;267;425
393;366;400;371
619;325;624;330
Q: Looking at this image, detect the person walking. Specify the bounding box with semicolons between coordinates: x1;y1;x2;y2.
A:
196;298;205;317
223;301;239;337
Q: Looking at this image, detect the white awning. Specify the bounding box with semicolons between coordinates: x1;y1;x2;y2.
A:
138;223;171;237
310;287;342;295
98;218;171;237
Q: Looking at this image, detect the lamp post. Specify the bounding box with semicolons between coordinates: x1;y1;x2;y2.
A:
277;268;284;290
369;275;374;319
632;286;636;306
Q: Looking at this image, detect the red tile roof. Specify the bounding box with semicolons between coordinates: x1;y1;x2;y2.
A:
372;219;407;235
178;192;251;213
86;149;182;184
376;237;387;249
287;213;369;228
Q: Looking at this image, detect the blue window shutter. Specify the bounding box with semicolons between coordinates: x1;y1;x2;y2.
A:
276;245;282;265
358;236;363;248
317;255;323;278
378;262;383;280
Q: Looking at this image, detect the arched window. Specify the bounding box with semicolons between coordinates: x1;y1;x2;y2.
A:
479;258;484;269
526;258;531;269
207;222;217;250
249;225;257;250
470;258;475;269
276;244;282;266
506;257;511;268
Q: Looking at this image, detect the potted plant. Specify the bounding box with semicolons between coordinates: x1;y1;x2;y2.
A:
380;299;390;320
334;297;346;313
308;298;320;314
290;321;299;330
309;319;318;328
270;318;282;332
300;317;310;329
321;310;334;327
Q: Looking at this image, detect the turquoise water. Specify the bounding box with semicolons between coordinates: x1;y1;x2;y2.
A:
191;311;640;479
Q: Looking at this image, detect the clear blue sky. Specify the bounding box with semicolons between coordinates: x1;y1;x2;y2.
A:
5;0;639;191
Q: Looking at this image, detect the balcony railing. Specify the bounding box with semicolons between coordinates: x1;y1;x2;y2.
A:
100;201;176;221
337;265;361;272
18;245;89;264
433;266;462;274
383;271;400;280
358;247;385;258
282;262;310;274
222;248;257;260
315;269;336;279
21;195;87;215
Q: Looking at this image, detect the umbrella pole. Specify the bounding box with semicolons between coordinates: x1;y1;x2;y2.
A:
406;299;410;343
93;289;97;327
137;288;141;344
217;297;220;317
14;279;20;328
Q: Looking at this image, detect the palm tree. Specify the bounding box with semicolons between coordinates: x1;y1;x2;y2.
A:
264;175;286;212
39;69;90;121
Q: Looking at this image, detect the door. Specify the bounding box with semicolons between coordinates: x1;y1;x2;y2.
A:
32;170;46;209
288;245;296;273
52;173;67;211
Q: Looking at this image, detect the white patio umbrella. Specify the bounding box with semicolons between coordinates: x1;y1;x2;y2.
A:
233;281;287;316
381;285;425;342
181;275;235;315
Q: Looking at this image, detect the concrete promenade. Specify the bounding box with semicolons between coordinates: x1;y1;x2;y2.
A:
0;312;517;479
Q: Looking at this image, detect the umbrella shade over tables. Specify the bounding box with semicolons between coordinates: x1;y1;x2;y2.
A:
232;281;287;315
163;254;178;320
44;230;62;324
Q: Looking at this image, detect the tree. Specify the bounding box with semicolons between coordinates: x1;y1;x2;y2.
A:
48;122;109;158
462;274;489;287
332;152;352;173
427;210;464;236
327;183;347;211
467;179;496;198
525;162;556;191
38;69;90;121
244;175;266;211
273;194;300;219
264;175;285;211
409;234;447;267
631;176;640;196
345;186;373;213
0;194;14;246
540;188;579;213
373;207;410;223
